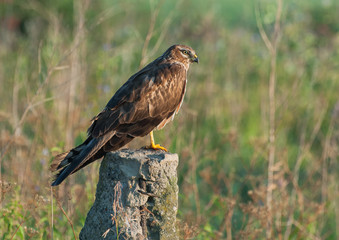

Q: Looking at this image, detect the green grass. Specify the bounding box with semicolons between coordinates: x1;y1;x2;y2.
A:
1;0;339;239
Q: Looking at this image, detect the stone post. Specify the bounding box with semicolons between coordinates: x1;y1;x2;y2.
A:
79;149;179;240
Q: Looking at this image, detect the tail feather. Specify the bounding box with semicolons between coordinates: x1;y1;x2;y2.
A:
50;151;70;171
51;138;99;186
50;131;130;186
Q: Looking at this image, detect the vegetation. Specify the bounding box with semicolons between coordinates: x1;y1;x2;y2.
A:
1;0;339;239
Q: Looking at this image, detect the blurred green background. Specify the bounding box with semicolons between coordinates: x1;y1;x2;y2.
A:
1;0;339;239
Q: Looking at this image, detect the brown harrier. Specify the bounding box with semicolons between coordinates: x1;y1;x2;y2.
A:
51;44;198;186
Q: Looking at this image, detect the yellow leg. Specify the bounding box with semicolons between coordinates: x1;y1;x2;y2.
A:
148;131;168;152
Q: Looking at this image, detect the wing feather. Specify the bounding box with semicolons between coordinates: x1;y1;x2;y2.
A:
88;63;187;139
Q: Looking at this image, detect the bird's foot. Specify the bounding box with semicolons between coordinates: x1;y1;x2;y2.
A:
146;143;168;152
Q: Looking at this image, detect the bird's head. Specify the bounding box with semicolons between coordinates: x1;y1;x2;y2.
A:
164;44;199;67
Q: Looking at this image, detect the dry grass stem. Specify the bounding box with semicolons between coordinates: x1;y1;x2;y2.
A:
53;191;77;240
256;0;283;238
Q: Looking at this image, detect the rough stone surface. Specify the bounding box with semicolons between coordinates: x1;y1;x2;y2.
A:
79;149;179;240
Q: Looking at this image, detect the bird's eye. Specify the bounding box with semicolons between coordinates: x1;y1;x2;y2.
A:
181;50;189;55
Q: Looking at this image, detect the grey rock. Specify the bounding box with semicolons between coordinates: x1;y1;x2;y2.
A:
79;149;179;240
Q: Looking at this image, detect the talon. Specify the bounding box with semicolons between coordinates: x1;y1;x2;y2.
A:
147;131;168;152
149;143;168;152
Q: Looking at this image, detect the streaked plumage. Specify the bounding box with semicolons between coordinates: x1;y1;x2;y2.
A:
51;44;198;186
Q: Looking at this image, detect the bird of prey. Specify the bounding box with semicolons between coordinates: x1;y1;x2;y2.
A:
50;44;198;186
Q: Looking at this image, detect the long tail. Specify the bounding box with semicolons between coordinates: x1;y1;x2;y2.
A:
51;133;114;186
51;131;135;186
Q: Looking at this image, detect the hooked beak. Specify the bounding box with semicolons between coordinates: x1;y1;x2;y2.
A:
192;54;199;63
